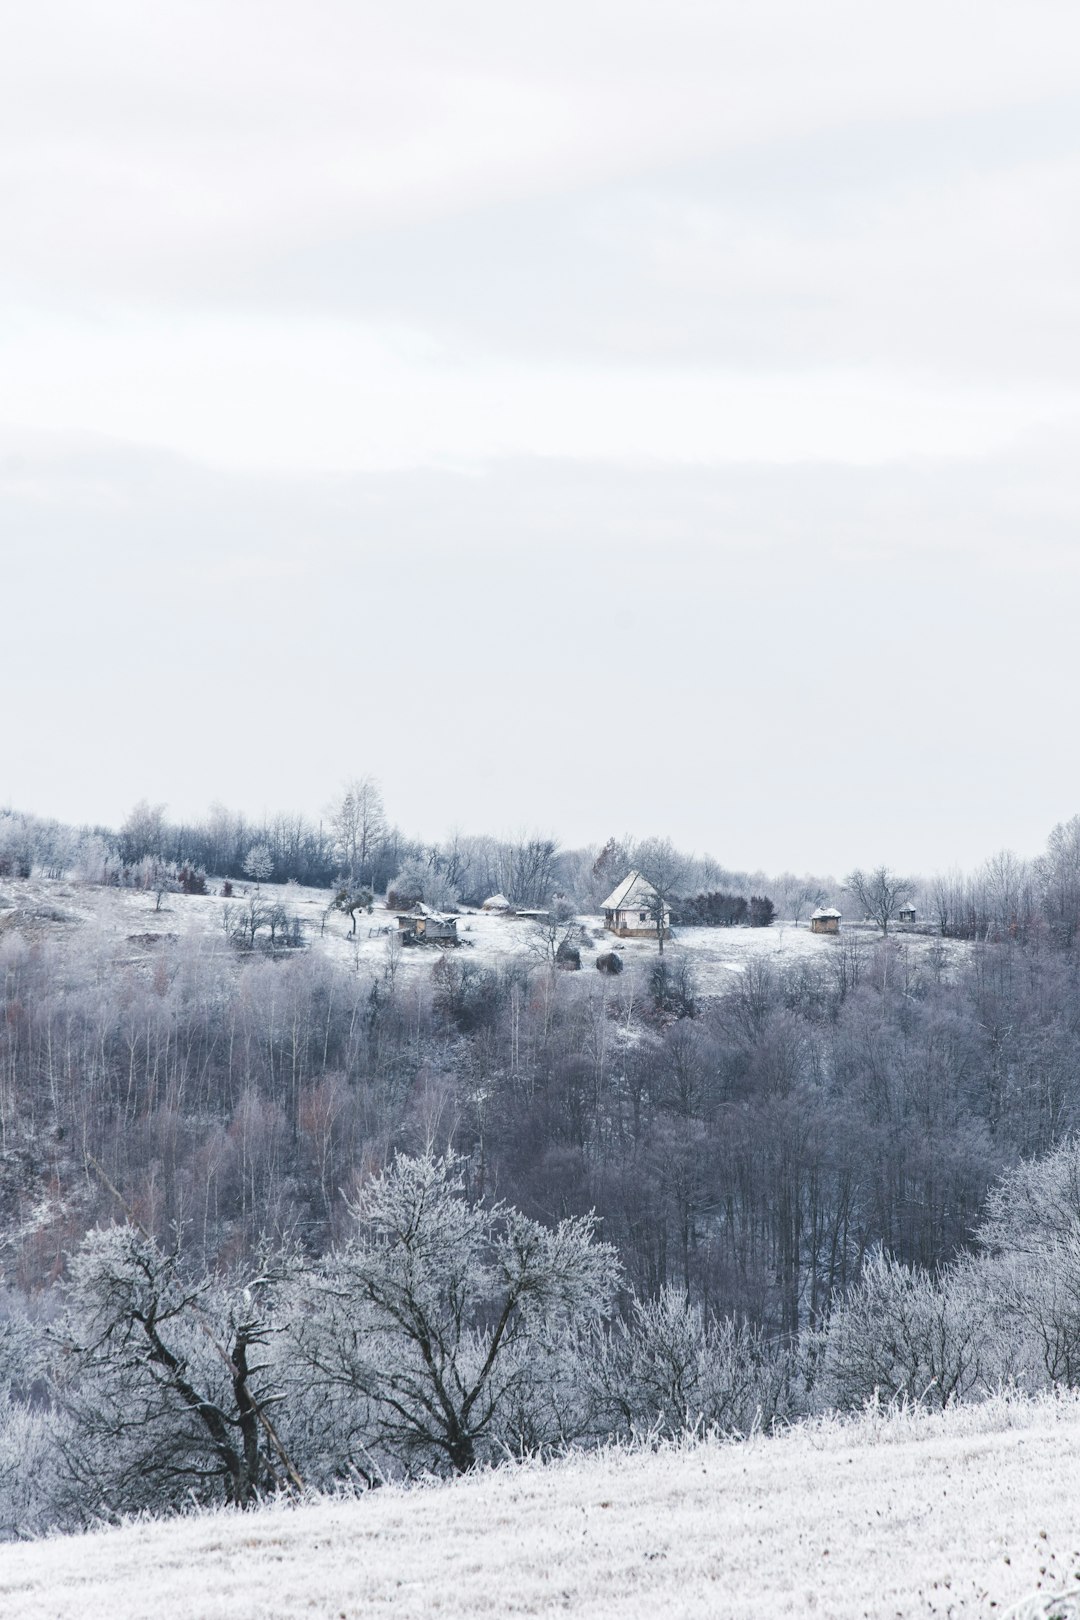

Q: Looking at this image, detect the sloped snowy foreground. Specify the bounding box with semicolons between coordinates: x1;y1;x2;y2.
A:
2;1396;1080;1620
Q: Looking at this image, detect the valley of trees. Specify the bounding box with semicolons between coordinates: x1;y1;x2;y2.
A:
3;792;1080;1534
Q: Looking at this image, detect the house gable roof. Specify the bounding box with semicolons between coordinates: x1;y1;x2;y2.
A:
811;906;842;919
601;870;661;912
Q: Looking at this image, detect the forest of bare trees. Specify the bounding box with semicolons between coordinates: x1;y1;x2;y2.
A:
4;797;1080;1533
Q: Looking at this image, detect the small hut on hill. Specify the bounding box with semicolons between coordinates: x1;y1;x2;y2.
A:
810;906;842;935
601;871;670;939
897;903;917;925
395;904;458;944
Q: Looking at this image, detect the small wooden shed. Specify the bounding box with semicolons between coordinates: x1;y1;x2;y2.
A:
810;906;842;935
395;903;458;944
897;903;917;924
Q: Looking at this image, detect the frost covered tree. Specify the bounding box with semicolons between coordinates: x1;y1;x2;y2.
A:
55;1226;299;1517
1038;814;1080;945
242;843;273;891
978;1140;1080;1256
387;854;460;912
977;1141;1080;1386
118;800;167;867
288;1154;619;1474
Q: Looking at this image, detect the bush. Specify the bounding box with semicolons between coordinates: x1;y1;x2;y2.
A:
555;941;581;970
749;895;776;927
815;1250;996;1411
678;891;748;927
584;1286;791;1440
649;958;697;1019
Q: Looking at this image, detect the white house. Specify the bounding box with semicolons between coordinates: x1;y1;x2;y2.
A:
601;870;670;938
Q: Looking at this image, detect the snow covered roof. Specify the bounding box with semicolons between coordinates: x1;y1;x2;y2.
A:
402;903;456;923
481;893;511;910
811;907;842;919
601;870;661;912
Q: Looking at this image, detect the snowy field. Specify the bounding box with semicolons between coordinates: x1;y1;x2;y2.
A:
0;876;965;999
1;1394;1078;1619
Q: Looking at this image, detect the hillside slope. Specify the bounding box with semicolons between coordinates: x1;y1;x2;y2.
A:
0;871;961;1000
1;1396;1078;1619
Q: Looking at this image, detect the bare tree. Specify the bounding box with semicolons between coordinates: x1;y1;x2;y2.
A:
495;833;560;909
776;874;825;927
328;778;385;888
225;894;271;948
632;837;689;955
1038;814;1080;945
528;899;581;971
843;865;916;935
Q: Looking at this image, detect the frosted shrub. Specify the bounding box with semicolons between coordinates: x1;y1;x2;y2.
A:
974;1142;1080;1390
997;1238;1080;1387
71;833;114;886
387;856;460;913
817;1251;998;1411
0;1306;66;1538
978;1139;1080;1256
585;1285;791;1441
0;1403;67;1540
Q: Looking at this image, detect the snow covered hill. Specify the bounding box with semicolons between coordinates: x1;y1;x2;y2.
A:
2;1394;1078;1620
0;872;963;1000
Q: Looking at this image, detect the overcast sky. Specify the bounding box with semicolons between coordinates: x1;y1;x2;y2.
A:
3;1;1080;876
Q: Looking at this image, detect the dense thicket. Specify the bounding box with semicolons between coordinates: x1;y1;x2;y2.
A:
2;906;1078;1324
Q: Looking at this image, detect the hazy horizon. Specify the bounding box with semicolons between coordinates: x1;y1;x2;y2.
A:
5;3;1080;875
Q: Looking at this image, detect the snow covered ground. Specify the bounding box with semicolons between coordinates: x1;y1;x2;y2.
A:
1;1393;1077;1619
0;876;965;999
